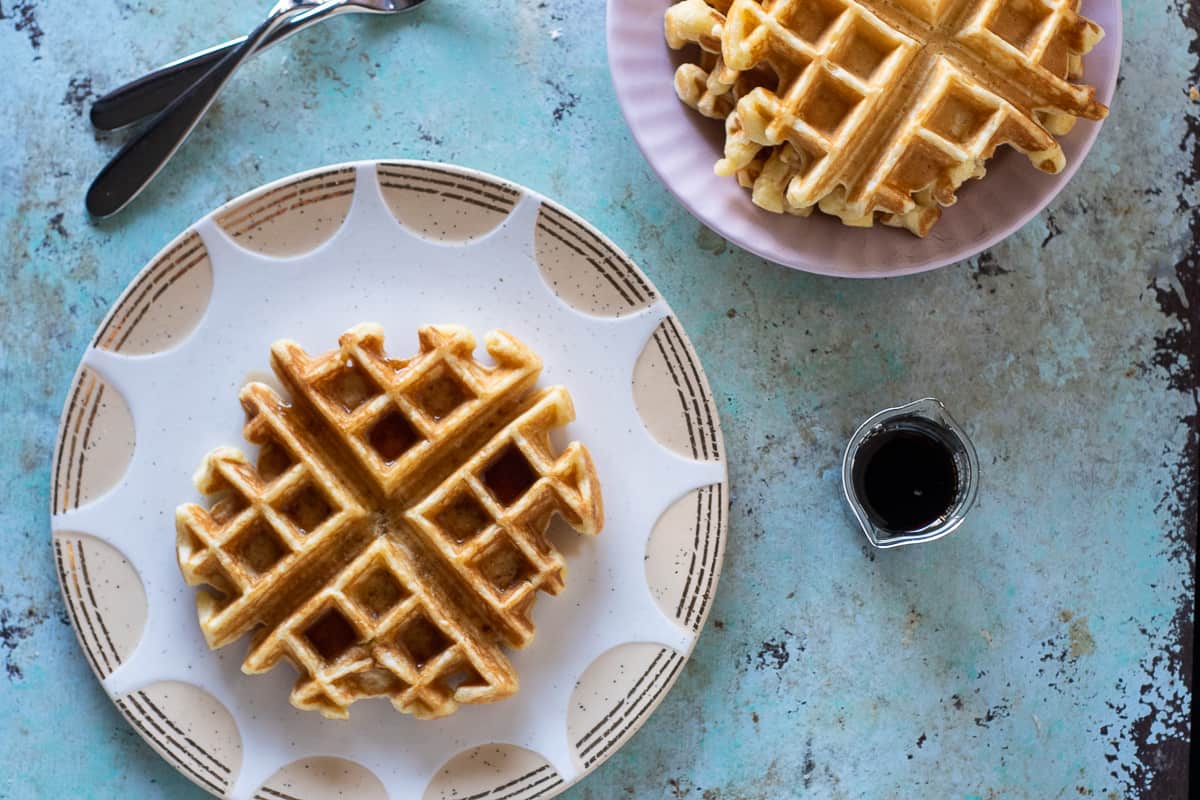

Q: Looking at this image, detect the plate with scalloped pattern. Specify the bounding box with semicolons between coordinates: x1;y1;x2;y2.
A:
50;161;728;800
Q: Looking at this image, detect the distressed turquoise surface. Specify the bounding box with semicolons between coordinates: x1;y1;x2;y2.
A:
0;1;1195;798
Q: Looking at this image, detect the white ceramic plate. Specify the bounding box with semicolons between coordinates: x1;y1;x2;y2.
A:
607;0;1122;277
50;162;728;799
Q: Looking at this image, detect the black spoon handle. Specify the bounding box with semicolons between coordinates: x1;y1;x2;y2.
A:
88;2;337;132
86;15;285;218
90;38;246;132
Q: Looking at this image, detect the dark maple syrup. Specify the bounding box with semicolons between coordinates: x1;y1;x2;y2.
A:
851;420;959;533
484;445;538;506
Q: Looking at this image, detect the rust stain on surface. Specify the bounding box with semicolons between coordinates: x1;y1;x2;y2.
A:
1067;615;1095;659
1122;3;1200;797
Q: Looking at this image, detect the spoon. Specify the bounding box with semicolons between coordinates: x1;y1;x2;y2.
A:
86;0;321;218
90;0;427;132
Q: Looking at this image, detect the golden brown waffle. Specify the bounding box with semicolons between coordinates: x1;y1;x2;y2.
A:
176;324;603;719
665;0;1107;235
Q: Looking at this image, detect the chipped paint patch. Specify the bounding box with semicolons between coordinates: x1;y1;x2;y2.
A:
753;633;795;672
544;78;580;124
0;1;44;51
0;602;49;681
61;75;93;118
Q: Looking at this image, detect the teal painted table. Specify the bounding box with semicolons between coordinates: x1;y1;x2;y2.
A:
0;1;1195;797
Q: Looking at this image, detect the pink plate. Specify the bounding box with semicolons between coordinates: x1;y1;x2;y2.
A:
606;0;1122;278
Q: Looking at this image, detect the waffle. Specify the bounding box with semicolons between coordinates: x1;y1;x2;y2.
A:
176;324;603;719
665;0;1108;235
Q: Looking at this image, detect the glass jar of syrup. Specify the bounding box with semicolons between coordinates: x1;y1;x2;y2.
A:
841;398;979;549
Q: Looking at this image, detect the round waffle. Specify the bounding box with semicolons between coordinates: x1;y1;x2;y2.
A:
665;0;1108;235
176;324;603;720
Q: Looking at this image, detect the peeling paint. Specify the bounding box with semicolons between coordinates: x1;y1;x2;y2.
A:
61;75;93;118
755;641;787;672
0;1;44;51
544;78;580;124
